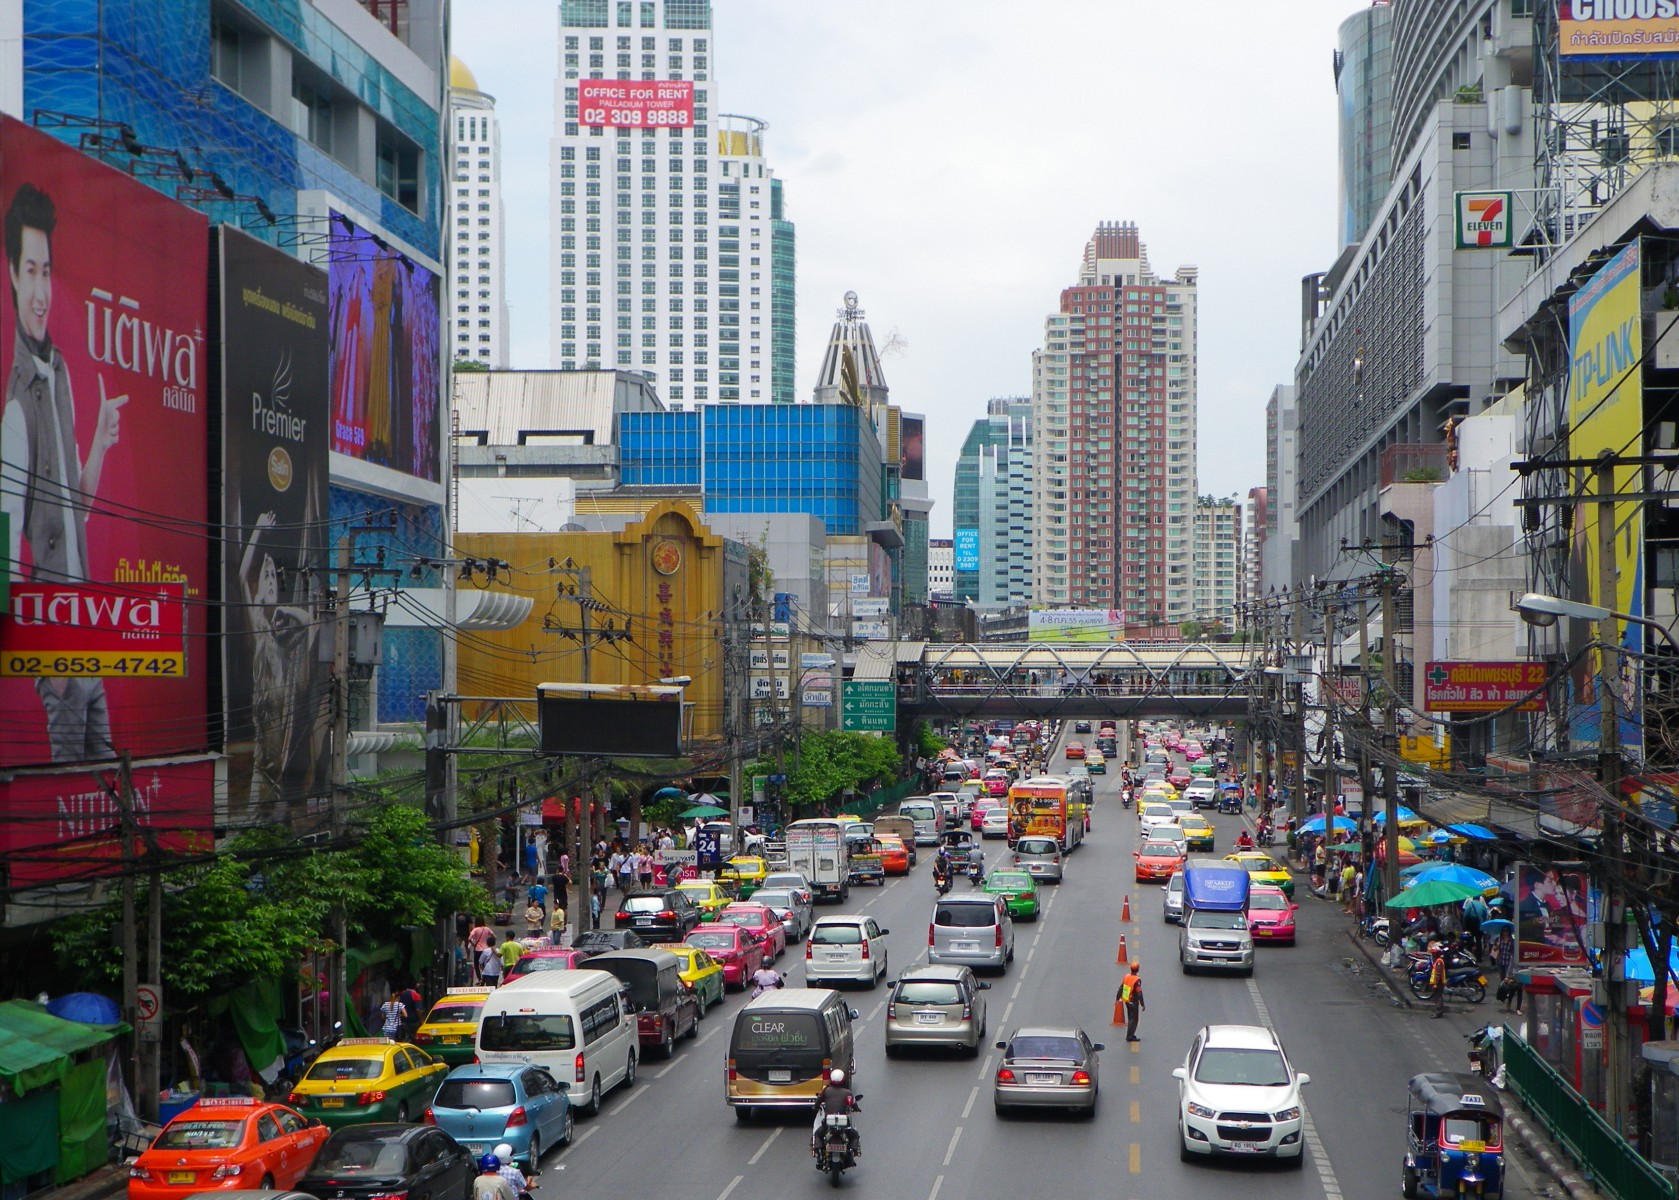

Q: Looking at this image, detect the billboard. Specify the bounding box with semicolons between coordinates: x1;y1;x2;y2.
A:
1422;661;1547;712
219;229;332;820
0;758;216;888
953;529;980;572
578;80;695;129
0;115;209;765
1567;240;1643;718
538;690;683;757
1028;609;1127;642
1454;191;1513;249
327;210;440;482
1559;1;1679;59
899;415;925;481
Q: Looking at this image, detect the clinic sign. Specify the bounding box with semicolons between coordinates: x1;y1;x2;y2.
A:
1560;1;1679;59
1455;191;1513;249
1423;661;1547;712
579;80;694;128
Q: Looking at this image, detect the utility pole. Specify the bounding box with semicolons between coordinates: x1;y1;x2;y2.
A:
1322;601;1339;839
1291;589;1308;834
1379;565;1402;904
1594;455;1630;1134
1357;595;1376;863
116;753;141;1120
329;534;350;1032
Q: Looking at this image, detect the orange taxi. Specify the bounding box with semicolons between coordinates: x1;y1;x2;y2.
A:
127;1095;327;1200
1133;837;1187;883
875;835;911;875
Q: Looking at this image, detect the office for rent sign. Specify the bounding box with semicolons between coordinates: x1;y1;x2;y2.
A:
579;80;694;128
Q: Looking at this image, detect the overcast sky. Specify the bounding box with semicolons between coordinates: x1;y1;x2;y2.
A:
452;0;1361;538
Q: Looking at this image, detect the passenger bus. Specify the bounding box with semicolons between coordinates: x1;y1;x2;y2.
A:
1006;776;1084;853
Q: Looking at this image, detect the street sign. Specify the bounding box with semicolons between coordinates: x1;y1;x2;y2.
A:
841;680;896;732
660;848;698;865
136;983;163;1043
694;828;723;867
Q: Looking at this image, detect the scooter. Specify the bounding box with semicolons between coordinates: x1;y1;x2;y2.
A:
967;861;985;885
815;1096;862;1186
269;1020;342;1098
1466;1025;1502;1082
1409;960;1488;1004
1360;914;1391;947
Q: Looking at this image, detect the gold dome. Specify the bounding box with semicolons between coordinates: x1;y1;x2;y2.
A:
450;56;479;92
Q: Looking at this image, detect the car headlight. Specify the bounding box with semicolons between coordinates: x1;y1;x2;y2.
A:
1187;1102;1215;1118
1274;1106;1301;1121
1465;1152;1481;1169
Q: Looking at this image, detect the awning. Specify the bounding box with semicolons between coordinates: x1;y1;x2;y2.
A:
0;999;125;1097
852;644;897;680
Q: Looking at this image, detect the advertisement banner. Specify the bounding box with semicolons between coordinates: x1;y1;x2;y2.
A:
1454;191;1513;249
0;758;215;888
578;80;695;128
0;115;209;766
327;210;440;482
899;415;925;481
1559;1;1679;59
1513;864;1591;965
1028;609;1127;642
219;229;332;822
1567;239;1643;725
953;529;980;572
1422;661;1547;712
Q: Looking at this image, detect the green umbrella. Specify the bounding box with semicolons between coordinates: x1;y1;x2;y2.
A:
1384;878;1485;909
678;804;729;820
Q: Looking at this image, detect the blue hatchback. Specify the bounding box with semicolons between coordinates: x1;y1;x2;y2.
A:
424;1063;574;1170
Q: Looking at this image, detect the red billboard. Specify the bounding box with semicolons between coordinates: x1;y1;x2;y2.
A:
0;758;215;888
0;115;209;766
578;80;695;129
1422;661;1547;713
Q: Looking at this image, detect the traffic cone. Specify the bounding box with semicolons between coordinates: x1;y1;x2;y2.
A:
1122;894;1132;923
1115;931;1128;965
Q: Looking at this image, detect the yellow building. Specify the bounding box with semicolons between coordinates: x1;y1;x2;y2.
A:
456;502;749;743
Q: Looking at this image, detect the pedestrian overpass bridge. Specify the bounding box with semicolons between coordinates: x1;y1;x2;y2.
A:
886;641;1260;721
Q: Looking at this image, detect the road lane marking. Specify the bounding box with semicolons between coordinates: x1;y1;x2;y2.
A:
942;1126;963;1166
1248;976;1343;1199
1001;1001;1013;1025
927;1175;944;1200
866;1000;885;1021
1010;980;1023;999
1130;1065;1139;1086
1026;946;1036;962
961;1086;978;1119
977;1053;994;1080
655;1057;682;1077
715;1175;743;1200
615;1082;650;1111
1129;1040;1139;1053
1128;1143;1141;1173
695;1027;718;1047
747;1127;781;1165
1129;1100;1140;1123
555;1124;597;1160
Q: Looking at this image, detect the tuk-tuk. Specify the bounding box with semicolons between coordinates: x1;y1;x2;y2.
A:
1402;1072;1504;1198
1218;783;1243;814
938;828;978;867
847;838;886;887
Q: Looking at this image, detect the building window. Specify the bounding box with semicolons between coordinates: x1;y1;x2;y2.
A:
377;128;421;211
210;11;243;92
291;72;336;153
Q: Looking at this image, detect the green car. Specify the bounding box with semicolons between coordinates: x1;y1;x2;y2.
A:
984;870;1040;922
1189;759;1214;777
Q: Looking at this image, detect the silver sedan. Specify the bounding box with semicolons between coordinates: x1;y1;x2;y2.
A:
751;888;812;942
993;1025;1103;1117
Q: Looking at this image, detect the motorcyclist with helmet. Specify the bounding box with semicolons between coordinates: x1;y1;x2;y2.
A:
473;1156;518;1200
811;1067;861;1164
490;1145;530;1198
749;963;785;999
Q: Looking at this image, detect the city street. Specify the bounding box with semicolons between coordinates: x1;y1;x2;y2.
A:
530;731;1549;1200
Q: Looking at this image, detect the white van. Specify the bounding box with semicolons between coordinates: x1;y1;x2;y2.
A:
897;798;945;846
475;970;638;1116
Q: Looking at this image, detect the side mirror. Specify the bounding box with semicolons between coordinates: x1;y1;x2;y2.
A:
848;1008;861;1020
977;981;992;990
1297;1072;1311;1085
995;1040;1008;1050
1171;1067;1187;1081
1091;1042;1106;1052
878;928;890;936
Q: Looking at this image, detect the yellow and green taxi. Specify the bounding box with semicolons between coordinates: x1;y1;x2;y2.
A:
719;855;769;898
983;869;1040;922
654;943;727;1016
1225;851;1294;897
1142;781;1177;803
1085;750;1107;774
677;879;734;920
411;986;492;1065
286;1037;448;1128
1178;814;1215;853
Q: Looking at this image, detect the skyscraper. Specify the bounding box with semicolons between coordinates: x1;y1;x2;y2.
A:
450;56;510;367
1190;496;1242;629
953;398;1033;607
549;0;792;404
1031;222;1198;622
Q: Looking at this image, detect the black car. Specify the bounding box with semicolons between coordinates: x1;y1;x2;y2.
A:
612;889;702;942
1073;720;1092;734
573;928;649;956
298;1124;473;1200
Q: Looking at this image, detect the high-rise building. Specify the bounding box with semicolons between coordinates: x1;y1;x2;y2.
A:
1335;3;1394;247
927;538;954;602
1190;497;1242;629
450;57;510;367
549;1;793;405
953;398;1033;607
1243;487;1267;609
1031;222;1198;622
1261;385;1300;593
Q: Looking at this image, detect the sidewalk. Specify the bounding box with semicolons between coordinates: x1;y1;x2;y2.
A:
29;1164;127;1200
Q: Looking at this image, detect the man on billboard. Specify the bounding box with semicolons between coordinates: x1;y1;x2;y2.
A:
1;182;121;761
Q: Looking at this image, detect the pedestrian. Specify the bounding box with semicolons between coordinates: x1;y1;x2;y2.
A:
614;848;635;895
499;932;526;976
1429;943;1448;1019
1462;892;1490;960
527;877;549;914
478;941;503;987
377;988;408;1038
523;898;545;935
1493;930;1519;1011
399;983;424;1038
550;895;569;945
1339;859;1357;915
1117;962;1145;1042
636;845;655;890
467;919;496;982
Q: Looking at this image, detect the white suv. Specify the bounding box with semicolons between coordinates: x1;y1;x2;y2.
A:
804;915;890;988
1174;1024;1310;1164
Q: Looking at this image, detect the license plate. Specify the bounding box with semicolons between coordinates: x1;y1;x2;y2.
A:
321;1097;345;1107
442;1035;461;1044
952;941;978;951
635;918;653;925
823;951;848;961
914;1012;942;1025
167;1173;195;1185
1027;1072;1059;1085
768;1069;792;1083
1228;1143;1262;1154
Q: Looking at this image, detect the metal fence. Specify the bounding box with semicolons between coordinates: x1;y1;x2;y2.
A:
1502;1025;1674;1200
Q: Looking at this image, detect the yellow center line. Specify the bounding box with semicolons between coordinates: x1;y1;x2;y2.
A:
1129;1040;1140;1053
1129;1143;1141;1173
1129;1100;1140;1123
1129;1065;1140;1085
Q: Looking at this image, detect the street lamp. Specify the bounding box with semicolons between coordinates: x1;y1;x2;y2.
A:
1513;592;1679;652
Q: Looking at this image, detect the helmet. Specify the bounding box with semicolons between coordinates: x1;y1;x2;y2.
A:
829;1068;845;1084
493;1144;514;1161
479;1155;501;1173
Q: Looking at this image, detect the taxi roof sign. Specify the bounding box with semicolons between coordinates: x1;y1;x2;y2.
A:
336;1037;394;1046
195;1096;258;1107
444;986;492;996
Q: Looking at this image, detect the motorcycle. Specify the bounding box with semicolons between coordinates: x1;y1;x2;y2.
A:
933;869;952;897
1121;789;1133;810
1409;959;1488;1004
815;1095;862;1186
967;861;985;885
1466;1025;1502;1082
1256;824;1275;848
269;1020;341;1098
1360;914;1392;947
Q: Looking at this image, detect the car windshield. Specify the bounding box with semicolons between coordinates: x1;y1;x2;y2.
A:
1443;1115;1498;1145
311;1136;411;1174
1142;807;1172;819
1008;1036;1083;1061
1190;911;1249;930
157;1119;244;1149
1250;893;1289;911
989;874;1032;889
935;904;996;928
1194;1047;1291;1087
478;1014;576;1052
717;910;763;927
897;980;963;1004
517;956;574;974
424;1003;482;1024
304;1056;382;1082
621;895;671;913
1237;859;1274;874
754;891;795;908
686;930;738;949
433;1078;516;1110
1140;843;1180;857
1016;839;1057;855
763;876;805;890
810;924;863;945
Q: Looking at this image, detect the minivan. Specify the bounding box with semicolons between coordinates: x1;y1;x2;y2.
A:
803;915;890;988
579;948;699;1059
476;970;638;1116
727;988;858;1121
884;966;990;1056
928;895;1014;974
1010;836;1064;883
896;798;945;846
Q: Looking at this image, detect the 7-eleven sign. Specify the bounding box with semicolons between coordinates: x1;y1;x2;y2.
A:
1455;191;1513;249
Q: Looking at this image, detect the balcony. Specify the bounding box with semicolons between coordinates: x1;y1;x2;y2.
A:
1380;443;1450;488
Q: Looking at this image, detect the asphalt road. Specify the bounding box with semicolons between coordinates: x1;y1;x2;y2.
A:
531;724;1547;1200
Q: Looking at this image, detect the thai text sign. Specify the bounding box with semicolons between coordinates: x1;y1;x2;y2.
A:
579;80;694;128
1423;661;1547;712
1;583;186;676
1560;1;1679;59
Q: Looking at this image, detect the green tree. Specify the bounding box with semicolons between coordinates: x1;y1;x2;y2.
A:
911;719;946;759
777;731;903;811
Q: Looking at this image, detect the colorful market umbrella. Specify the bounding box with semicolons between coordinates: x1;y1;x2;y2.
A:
1640;985;1679;1015
1442;822;1497;840
1299;814;1357;835
678;803;729;820
1384;878;1487;909
1480;918;1515;934
1372;806;1423;825
1625;945;1679;984
1404;863;1499;892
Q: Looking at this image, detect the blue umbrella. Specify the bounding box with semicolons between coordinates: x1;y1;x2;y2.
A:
1402;863;1498;892
1299;814;1357;835
1624;945;1679;984
1443;822;1496;840
1480;918;1514;934
1371;806;1420;824
45;992;122;1025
